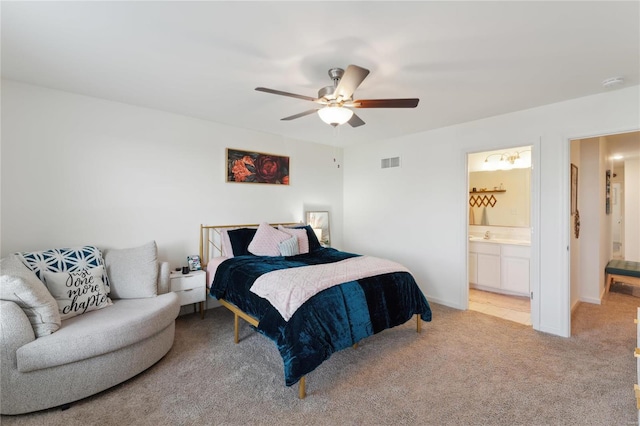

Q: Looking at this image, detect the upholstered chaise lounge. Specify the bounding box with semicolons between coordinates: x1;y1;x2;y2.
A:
0;243;181;415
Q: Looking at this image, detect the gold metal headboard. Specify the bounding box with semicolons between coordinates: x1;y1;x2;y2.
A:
199;222;301;267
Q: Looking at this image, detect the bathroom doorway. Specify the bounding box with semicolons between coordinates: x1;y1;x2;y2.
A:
467;145;533;326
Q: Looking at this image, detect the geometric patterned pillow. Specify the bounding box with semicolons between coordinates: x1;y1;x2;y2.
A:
16;246;111;293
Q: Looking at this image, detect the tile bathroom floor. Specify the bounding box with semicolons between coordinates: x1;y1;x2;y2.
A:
469;288;531;326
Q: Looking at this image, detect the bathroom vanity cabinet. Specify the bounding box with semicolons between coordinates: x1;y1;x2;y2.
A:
469;241;530;296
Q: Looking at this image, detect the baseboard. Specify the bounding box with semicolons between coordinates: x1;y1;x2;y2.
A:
426;295;466;310
580;296;602;305
571;299;581;315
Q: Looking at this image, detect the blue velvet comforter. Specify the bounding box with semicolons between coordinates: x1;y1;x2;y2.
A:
210;248;432;386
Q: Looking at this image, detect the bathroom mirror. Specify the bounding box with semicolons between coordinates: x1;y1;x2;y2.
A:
469;168;531;227
306;211;331;247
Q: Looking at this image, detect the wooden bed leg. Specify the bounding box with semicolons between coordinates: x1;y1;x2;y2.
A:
353;342;358;349
416;314;421;333
234;313;239;344
299;376;306;399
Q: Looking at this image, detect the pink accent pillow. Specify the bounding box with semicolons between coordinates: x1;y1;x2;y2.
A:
248;223;291;256
278;225;309;254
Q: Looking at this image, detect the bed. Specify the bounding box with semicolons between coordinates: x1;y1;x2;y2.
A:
200;222;432;398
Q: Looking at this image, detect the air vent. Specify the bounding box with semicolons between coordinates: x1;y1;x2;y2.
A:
381;157;401;169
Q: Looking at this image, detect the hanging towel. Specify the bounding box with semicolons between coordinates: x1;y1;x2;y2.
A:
469;206;475;225
481;207;489;225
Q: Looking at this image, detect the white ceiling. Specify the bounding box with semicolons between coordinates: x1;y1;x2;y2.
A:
2;1;639;148
603;131;640;165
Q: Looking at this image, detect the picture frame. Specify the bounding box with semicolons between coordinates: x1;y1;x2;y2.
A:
571;163;578;215
605;169;611;215
187;255;201;271
306;211;331;247
226;148;289;185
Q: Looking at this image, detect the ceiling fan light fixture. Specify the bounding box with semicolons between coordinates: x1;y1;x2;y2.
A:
317;106;353;126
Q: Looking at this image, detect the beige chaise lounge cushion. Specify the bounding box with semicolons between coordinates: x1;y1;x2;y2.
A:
16;292;178;373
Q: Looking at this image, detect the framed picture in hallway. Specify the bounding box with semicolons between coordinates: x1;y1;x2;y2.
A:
605;169;611;215
571;163;578;215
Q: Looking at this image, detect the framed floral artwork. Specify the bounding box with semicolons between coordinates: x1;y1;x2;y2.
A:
226;148;289;185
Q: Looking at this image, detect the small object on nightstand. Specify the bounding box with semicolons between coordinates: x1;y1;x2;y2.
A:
181;266;189;274
187;254;202;271
170;270;206;319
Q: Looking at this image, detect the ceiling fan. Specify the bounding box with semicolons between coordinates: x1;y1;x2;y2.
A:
255;65;419;128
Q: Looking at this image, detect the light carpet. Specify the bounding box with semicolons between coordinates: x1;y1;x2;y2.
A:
2;292;638;425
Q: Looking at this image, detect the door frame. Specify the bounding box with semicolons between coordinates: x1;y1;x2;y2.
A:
464;140;541;331
565;126;639;335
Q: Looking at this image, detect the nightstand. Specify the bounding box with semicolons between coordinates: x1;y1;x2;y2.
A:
170;270;206;319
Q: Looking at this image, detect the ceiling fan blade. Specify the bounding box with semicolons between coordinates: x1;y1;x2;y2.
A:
347;113;366;128
333;65;370;101
281;109;319;121
256;87;318;102
351;98;420;108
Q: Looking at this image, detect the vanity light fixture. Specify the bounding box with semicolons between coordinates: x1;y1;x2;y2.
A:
482;149;531;170
602;76;624;89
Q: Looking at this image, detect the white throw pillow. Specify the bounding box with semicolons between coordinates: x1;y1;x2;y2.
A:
220;229;234;258
103;241;158;299
0;255;61;337
248;222;291;257
278;236;300;256
43;266;112;320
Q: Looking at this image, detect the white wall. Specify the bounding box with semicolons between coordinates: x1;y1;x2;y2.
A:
600;140;613;294
578;137;611;303
343;85;639;337
0;80;344;268
625;157;640;261
468;168;530;227
570;139;581;311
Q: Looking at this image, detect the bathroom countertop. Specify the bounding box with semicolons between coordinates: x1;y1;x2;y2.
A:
469;237;530;246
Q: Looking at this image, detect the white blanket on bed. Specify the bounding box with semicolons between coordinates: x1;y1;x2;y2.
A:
249;256;409;321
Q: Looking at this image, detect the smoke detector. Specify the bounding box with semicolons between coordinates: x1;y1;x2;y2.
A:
602;76;624;89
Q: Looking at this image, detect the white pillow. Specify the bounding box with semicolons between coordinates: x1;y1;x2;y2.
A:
0;255;61;337
43;266;112;320
220;229;234;258
278;225;309;254
103;241;158;299
248;222;291;256
279;236;299;256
